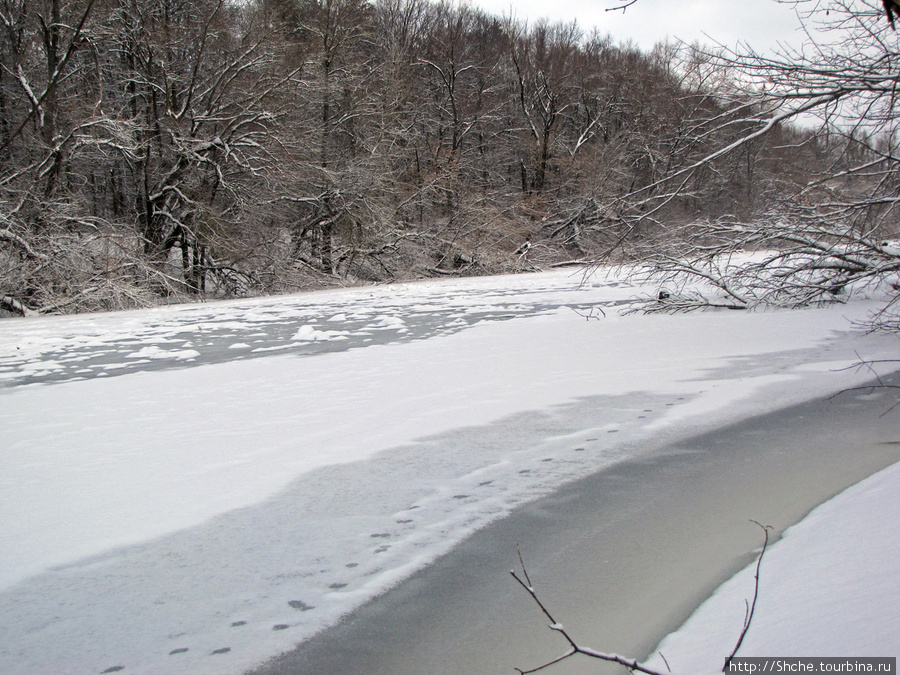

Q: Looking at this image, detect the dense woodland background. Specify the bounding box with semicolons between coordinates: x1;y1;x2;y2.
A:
1;0;897;316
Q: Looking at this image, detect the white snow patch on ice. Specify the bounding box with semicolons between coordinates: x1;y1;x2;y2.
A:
290;325;349;342
125;345;201;360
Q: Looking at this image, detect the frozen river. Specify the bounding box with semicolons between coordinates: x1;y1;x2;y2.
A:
2;268;898;674
0;269;624;388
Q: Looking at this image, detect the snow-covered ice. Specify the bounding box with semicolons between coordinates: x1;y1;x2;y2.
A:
1;267;898;674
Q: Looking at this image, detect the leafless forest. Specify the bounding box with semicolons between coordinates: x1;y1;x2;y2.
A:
1;0;898;317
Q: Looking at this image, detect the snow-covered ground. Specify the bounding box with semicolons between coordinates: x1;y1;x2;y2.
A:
1;267;898;674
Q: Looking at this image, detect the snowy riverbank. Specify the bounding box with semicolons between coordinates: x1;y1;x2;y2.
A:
647;447;900;673
1;267;898;674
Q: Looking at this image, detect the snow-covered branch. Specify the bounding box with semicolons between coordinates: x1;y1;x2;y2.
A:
510;561;669;675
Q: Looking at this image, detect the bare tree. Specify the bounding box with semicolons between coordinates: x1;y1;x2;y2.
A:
0;0;840;316
611;1;900;326
0;0;309;313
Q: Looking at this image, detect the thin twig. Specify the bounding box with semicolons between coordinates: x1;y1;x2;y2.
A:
606;0;638;12
723;521;773;671
659;651;672;673
829;356;900;415
511;551;668;675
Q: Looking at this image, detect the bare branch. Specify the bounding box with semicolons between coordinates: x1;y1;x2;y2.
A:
0;0;98;157
722;521;773;671
0;226;45;260
605;0;638;12
511;551;668;675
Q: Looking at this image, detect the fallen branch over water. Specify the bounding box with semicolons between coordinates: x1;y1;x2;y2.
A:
512;522;774;675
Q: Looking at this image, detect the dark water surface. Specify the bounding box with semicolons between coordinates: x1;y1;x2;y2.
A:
248;373;900;675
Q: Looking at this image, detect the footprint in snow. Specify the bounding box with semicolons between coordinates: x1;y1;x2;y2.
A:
169;648;189;655
329;582;348;589
273;624;290;631
288;600;315;611
211;647;231;655
101;667;124;673
231;621;247;627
